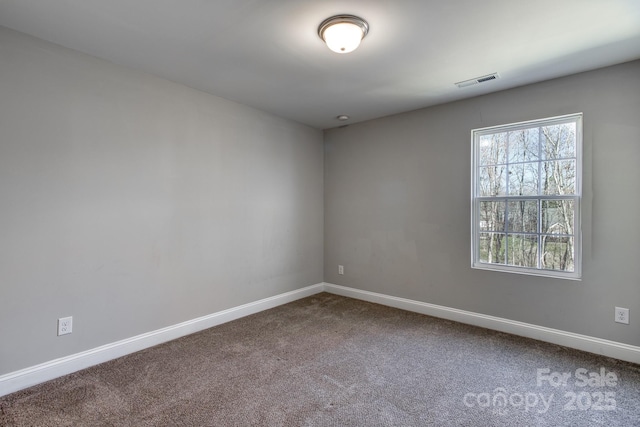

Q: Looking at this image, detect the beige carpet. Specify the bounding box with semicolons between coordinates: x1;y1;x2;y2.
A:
1;293;639;426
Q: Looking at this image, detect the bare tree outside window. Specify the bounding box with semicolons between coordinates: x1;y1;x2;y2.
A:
472;114;582;279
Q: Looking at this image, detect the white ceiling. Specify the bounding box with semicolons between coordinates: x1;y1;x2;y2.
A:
1;0;639;129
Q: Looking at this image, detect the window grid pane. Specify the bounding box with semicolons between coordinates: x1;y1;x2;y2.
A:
542;236;575;272
479;233;506;264
507;234;538;268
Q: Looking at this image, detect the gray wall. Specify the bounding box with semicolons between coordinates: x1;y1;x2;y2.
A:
325;60;640;346
2;21;638;377
0;27;324;375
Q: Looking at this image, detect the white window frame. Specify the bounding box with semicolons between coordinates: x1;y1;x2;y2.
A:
471;113;582;280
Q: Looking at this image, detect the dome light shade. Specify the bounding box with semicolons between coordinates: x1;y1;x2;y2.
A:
318;15;369;54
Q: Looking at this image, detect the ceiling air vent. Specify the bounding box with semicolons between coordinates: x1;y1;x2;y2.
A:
455;73;500;88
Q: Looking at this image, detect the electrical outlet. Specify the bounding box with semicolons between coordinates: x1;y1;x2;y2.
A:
58;316;73;336
338;265;344;275
614;307;629;325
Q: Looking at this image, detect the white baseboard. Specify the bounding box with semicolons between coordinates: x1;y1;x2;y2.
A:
3;282;638;397
323;283;640;365
0;283;324;397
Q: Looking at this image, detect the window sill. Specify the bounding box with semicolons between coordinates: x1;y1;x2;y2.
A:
472;263;582;281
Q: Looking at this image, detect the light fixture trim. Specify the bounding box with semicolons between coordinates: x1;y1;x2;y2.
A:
318;14;369;53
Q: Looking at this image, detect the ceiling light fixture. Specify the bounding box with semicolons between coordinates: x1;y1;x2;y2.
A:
318;15;369;54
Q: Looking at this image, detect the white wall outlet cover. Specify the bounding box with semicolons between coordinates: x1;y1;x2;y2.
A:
615;307;629;325
58;316;73;336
